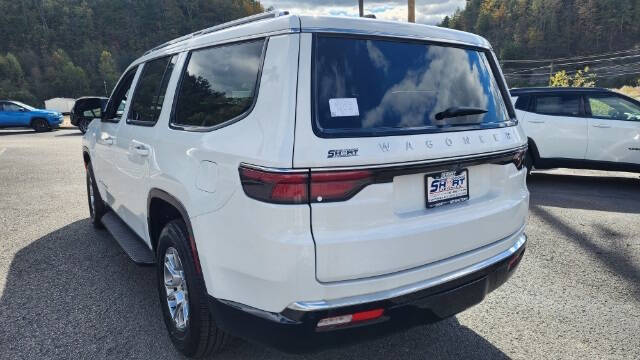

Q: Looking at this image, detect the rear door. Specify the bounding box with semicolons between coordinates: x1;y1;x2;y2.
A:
295;33;527;283
585;92;640;164
525;93;588;159
111;55;177;239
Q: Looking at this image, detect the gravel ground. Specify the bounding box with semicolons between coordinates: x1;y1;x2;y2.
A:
0;128;638;359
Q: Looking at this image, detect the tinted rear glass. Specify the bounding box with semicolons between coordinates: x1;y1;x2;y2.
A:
534;95;581;116
314;36;512;137
172;39;264;129
514;95;530;111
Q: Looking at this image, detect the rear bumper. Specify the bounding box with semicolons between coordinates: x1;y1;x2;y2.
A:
208;233;526;353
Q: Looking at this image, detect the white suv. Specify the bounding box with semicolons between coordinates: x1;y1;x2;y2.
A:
82;11;528;357
511;87;640;174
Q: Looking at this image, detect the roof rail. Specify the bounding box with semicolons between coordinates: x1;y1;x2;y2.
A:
143;10;289;56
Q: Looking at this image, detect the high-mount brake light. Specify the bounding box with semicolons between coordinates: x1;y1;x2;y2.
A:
239;166;309;204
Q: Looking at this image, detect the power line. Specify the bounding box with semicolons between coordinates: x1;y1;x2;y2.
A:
504;54;640;75
500;47;640;64
505;68;640;78
504;62;640;77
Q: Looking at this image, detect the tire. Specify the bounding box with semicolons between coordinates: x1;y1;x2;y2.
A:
524;150;534;177
78;118;89;134
156;219;229;358
32;118;51;132
86;163;106;228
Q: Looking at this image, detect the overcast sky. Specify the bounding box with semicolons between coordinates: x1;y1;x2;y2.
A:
261;0;465;25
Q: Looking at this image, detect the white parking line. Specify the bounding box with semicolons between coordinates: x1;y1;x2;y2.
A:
0;148;5;157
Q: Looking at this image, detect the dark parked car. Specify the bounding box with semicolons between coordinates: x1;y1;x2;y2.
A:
71;97;108;134
0;100;63;132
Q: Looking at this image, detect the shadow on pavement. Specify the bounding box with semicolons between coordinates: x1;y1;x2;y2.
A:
528;172;640;214
0;219;508;360
530;205;640;303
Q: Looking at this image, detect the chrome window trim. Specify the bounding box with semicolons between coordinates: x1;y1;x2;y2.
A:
287;229;527;312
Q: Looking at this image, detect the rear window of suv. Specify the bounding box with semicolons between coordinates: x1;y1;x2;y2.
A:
313;35;513;137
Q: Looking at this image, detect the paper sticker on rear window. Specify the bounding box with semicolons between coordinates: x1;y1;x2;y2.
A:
329;98;359;117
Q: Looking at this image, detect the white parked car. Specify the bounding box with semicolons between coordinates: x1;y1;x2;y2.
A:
511;87;640;174
82;11;528;357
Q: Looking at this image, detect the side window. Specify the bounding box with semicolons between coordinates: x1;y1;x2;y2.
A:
128;55;177;125
3;103;23;112
104;67;138;122
587;94;640;121
514;96;530;111
172;39;265;129
534;95;581;116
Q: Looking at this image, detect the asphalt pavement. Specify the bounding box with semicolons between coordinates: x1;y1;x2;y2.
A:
0;128;638;359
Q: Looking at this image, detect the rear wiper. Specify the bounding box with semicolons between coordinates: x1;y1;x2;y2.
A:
435;107;488;121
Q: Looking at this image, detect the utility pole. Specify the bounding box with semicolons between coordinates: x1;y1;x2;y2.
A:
548;61;554;86
104;80;108;97
358;0;364;17
408;0;415;23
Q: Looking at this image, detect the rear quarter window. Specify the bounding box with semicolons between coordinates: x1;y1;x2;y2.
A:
313;35;513;137
172;39;265;130
533;95;581;116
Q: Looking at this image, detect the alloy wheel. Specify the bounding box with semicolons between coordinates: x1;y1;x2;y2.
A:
164;247;190;331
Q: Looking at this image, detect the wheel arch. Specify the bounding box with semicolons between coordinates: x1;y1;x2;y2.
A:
527;137;541;164
30;116;47;125
82;146;90;168
147;189;202;274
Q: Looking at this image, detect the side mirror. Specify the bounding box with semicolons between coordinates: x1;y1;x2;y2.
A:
19;108;27;112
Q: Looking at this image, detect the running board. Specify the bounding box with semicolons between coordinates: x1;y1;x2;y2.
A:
101;211;155;265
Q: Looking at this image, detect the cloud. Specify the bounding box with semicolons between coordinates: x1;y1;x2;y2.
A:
261;0;464;25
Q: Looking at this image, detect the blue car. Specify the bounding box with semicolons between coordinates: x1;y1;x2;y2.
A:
0;100;63;132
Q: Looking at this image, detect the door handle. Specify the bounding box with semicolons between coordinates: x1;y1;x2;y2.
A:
592;124;611;128
100;133;113;145
528;120;545;124
133;144;150;156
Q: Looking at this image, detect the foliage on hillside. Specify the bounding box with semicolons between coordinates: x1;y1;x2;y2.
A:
0;0;263;106
441;0;640;88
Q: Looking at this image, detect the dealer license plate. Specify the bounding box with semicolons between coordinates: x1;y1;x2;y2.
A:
425;170;469;208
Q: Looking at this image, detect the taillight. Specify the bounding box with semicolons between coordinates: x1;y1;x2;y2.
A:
310;170;373;203
239;166;309;204
239;166;374;204
512;148;527;170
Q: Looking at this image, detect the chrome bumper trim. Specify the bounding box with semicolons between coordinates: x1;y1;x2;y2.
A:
287;232;527;312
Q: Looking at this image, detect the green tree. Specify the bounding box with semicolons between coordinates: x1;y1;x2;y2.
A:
440;15;450;28
0;53;36;103
43;49;90;98
98;51;120;96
